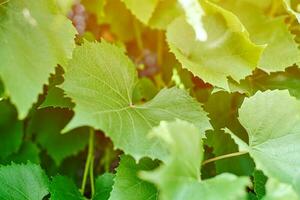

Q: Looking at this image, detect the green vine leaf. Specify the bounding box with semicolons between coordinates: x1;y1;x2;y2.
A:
0;163;49;200
227;90;300;195
109;155;158;200
61;41;211;161
167;0;264;90
94;173;115;200
0;0;76;117
50;175;85;200
141;120;250;200
219;0;300;72
253;170;268;199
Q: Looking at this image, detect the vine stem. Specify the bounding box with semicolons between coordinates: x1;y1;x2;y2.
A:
202;151;248;166
80;128;95;196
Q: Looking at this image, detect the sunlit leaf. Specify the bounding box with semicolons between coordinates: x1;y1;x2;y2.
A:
0;0;76;117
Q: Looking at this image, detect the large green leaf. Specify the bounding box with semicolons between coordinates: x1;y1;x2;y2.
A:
141;120;250;200
227;90;300;194
219;0;300;72
109;155;158;200
0;0;76;117
167;0;264;90
61;41;210;161
50;175;85;200
0;163;49;200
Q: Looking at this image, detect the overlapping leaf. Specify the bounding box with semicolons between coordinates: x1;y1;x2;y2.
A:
141;120;250;200
227;90;300;195
0;0;76;117
219;0;300;72
0;163;49;200
94;173;115;200
61;41;210;161
167;0;264;90
50;175;85;200
109;155;158;200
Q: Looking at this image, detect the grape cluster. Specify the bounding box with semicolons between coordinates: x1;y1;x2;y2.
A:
68;2;87;35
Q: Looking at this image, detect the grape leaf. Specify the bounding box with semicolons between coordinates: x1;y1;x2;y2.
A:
141;120;250;200
50;175;85;200
219;0;300;72
2;141;40;164
121;0;159;24
94;173;115;200
40;86;75;109
40;66;74;109
109;155;158;200
61;41;210;161
0;0;76;117
227;90;300;194
167;0;264;90
264;178;299;200
27;108;89;165
253;170;268;199
0;100;23;159
0;163;49;200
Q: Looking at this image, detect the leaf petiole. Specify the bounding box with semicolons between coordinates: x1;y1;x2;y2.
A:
202;151;248;166
80;128;95;197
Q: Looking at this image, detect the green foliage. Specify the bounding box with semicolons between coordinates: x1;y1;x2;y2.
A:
94;173;115;200
0;0;76;117
62;41;210;161
50;175;85;200
0;163;49;200
167;0;264;90
27;108;89;165
110;155;158;200
141;120;250;200
0;100;23;159
228;90;300;195
253;170;268;199
1;0;300;199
